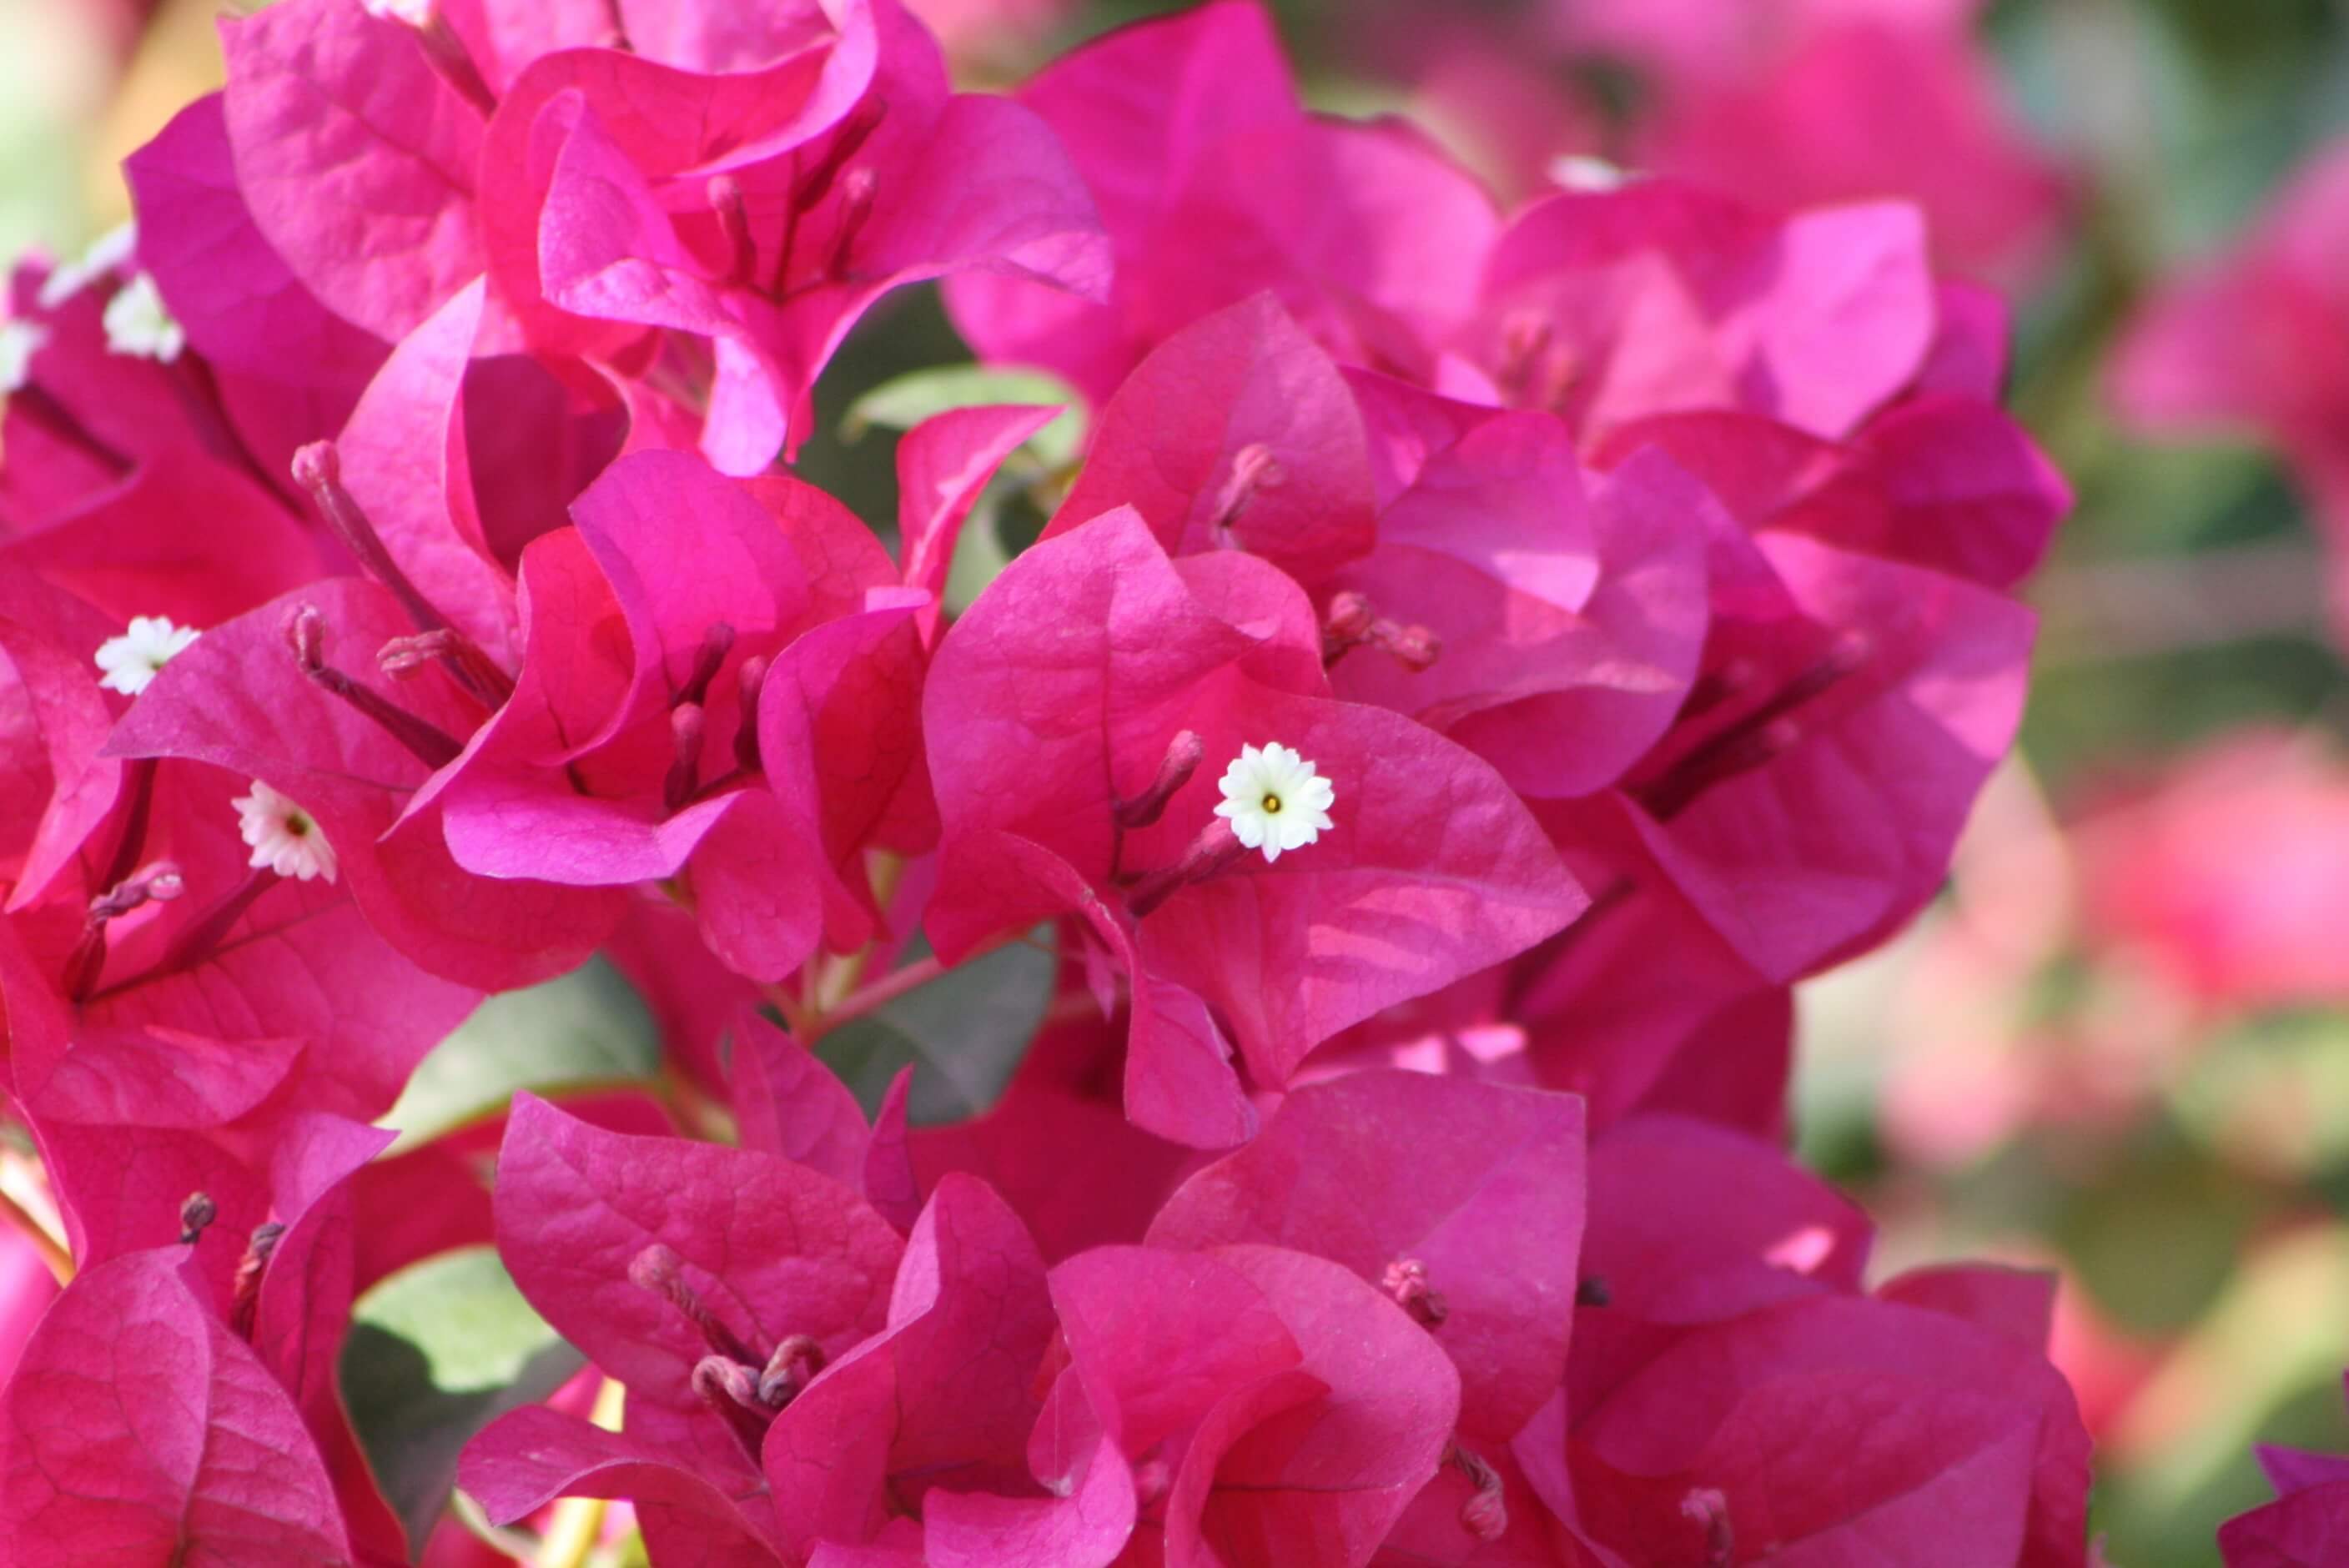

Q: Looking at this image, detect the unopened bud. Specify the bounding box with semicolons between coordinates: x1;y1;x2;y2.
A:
1446;1441;1507;1542
285;603;326;675
291;444;513;708
229;1222;286;1339
90;861;184;922
1381;1257;1448;1328
284;603;465;769
178;1192;217;1244
629;1244;757;1364
756;1333;826;1408
828;169;880;273
1323;591;1376;645
1681;1487;1734;1567
733;656;770;771
1380;621;1441;671
665;703;707;812
1207;444;1283;537
379;628;460;680
708;178;757;285
692;1355;766;1415
1127;816;1247;920
677;623;736;711
1132;1457;1172;1510
1114;730;1204;830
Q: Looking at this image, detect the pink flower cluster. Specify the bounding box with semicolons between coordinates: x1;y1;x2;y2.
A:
0;1;2087;1563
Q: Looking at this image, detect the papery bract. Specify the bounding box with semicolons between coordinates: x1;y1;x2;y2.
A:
489;1093;904;1414
945;0;1497;406
1030;1241;1461;1568
764;1174;1056;1557
1149;1070;1585;1445
1567;1290;2091;1568
0;1248;356;1566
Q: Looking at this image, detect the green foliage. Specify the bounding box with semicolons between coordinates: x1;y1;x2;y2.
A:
379;959;660;1152
843;364;1088;471
816;929;1059;1125
341;1248;584;1554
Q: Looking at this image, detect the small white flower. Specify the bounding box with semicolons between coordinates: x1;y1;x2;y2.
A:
36;222;136;309
0;320;45;395
1213;741;1335;864
102;273;184;363
94;616;200;696
361;0;437;25
234;781;338;883
1548;154;1632;193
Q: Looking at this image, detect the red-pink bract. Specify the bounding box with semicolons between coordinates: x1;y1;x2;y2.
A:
0;1248;357;1566
944;1;1496;408
1149;1070;1586;1445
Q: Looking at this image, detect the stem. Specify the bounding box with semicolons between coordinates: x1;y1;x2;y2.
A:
760;981;813;1038
809;852;908;1013
799;927;1022;1045
807;954;945;1041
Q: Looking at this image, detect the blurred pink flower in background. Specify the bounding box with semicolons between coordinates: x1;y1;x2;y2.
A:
2075;731;2349;1013
1876;729;2349;1173
2117;138;2349;647
1357;0;2071;284
903;0;1077;73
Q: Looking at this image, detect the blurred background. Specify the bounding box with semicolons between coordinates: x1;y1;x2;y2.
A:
8;0;2348;1562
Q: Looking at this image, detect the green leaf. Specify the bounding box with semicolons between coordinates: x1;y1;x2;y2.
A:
942;499;1018;618
842;364;1088;471
341;1247;585;1555
816;929;1058;1125
379;958;659;1153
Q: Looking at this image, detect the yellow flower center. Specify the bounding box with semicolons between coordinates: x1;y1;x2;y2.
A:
1262;792;1283;814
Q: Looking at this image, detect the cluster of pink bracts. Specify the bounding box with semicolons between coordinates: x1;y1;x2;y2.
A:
0;1;2140;1564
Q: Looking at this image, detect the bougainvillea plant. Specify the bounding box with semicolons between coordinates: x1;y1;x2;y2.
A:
0;0;2125;1564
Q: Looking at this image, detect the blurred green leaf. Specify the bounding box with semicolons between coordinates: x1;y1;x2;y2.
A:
817;929;1057;1125
379;959;659;1152
2039;1118;2275;1334
943;499;1019;617
843;364;1087;471
341;1247;584;1554
2173;1009;2349;1179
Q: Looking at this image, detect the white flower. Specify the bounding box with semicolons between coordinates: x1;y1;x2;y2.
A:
362;0;437;24
1213;741;1335;864
1548;154;1632;193
102;273;184;363
36;222;136;309
234;781;338;883
0;320;45;395
94;616;199;696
